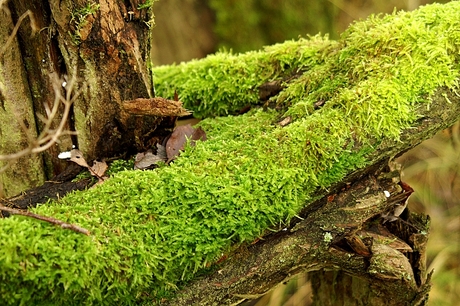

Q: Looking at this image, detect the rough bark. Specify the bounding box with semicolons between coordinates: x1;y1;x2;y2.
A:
160;87;460;306
0;6;46;197
7;0;72;179
1;0;178;197
47;0;163;160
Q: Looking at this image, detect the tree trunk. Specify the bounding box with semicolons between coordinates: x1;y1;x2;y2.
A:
1;0;177;197
0;6;46;197
47;0;159;160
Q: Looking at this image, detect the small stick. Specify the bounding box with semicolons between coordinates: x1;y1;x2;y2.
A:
0;203;90;235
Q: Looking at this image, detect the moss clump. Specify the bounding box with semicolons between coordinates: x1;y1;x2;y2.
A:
69;2;100;45
1;2;460;304
280;4;460;141
153;36;332;118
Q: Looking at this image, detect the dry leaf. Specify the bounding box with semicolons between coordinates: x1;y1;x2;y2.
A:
134;144;167;170
70;149;90;168
156;144;167;160
166;124;207;160
90;160;108;178
69;149;107;182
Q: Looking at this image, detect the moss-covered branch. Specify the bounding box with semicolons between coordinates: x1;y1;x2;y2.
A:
161;85;460;305
163;166;431;306
1;2;460;305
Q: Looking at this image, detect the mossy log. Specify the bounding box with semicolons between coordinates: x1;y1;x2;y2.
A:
1;2;460;305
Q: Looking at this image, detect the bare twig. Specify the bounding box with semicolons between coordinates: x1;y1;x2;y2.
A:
0;7;38;57
0;73;81;169
0;3;81;171
0;203;90;235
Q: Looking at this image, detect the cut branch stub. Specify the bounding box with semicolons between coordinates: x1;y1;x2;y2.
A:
123;97;191;117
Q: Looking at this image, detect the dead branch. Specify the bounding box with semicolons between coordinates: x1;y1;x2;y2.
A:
0;202;90;235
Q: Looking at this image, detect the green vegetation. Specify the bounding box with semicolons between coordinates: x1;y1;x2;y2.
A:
1;2;460;304
208;0;337;52
154;36;331;118
69;2;100;45
138;0;158;27
138;0;158;10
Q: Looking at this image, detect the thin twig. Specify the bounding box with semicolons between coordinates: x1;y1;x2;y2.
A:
0;203;90;236
0;9;37;57
0;73;81;164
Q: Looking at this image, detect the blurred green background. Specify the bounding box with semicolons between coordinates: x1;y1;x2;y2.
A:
150;1;459;305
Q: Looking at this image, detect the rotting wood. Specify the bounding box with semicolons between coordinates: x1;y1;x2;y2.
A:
123;97;191;117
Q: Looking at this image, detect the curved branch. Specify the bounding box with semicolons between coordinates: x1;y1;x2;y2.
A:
161;87;460;305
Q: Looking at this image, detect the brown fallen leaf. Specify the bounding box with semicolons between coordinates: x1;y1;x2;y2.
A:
166;124;207;161
69;149;107;182
134;144;167;170
70;149;90;168
90;160;108;179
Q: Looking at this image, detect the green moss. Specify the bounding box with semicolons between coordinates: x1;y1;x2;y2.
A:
1;2;460;304
138;0;158;10
153;36;331;118
281;4;460;142
105;158;135;176
69;2;100;45
137;0;158;27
